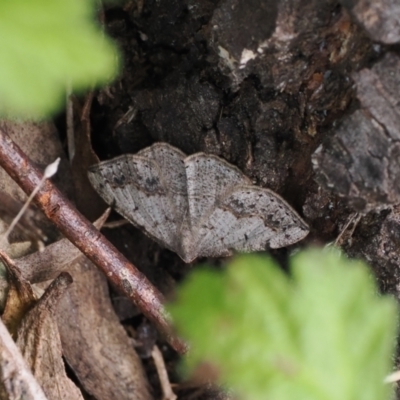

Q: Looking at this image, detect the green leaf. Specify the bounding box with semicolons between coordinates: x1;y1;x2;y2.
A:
0;0;119;118
169;249;398;400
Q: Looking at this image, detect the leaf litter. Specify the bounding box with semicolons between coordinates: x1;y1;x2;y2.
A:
0;118;152;399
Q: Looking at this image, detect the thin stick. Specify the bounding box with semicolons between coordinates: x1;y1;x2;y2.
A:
0;125;186;354
66;82;75;162
334;212;361;247
152;345;177;400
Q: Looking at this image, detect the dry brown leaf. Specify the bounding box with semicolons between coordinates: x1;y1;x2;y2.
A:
0;263;8;313
14;209;111;284
0;119;151;398
57;257;152;400
14;235;85;284
70;94;107;220
10;208;151;398
0;192;46;247
16;272;83;400
0;119;74;250
0;251;36;337
0;120;73;203
0;318;48;400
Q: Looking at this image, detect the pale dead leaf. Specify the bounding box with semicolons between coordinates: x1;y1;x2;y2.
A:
16;272;83;400
0;318;48;400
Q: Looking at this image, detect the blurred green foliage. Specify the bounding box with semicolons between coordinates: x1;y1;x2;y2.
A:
0;0;119;118
169;249;398;400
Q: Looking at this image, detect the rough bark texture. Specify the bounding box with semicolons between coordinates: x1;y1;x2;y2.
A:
313;53;400;211
94;0;375;263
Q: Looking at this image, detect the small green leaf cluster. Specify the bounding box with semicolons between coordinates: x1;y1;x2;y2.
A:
0;0;119;118
169;249;398;400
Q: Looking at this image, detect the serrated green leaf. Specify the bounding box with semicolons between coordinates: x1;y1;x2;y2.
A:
0;0;119;118
169;249;398;400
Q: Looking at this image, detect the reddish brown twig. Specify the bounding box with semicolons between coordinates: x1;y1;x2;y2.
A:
0;125;186;354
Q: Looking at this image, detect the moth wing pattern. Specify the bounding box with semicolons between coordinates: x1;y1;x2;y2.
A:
192;185;309;259
88;150;187;252
88;143;309;262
